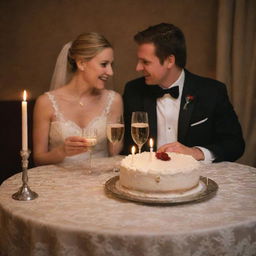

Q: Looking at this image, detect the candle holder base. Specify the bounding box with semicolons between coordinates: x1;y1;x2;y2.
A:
12;149;39;201
12;184;38;201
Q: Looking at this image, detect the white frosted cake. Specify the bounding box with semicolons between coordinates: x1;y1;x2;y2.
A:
119;152;201;194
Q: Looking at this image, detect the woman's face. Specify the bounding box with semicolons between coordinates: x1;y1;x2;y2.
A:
81;47;114;89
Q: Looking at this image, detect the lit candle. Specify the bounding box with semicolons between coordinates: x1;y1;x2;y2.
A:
149;138;154;152
22;90;28;151
149;138;154;160
131;146;136;165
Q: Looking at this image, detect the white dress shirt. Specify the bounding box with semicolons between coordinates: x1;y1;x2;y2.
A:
156;69;215;163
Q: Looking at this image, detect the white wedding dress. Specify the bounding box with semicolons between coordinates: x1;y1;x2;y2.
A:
46;90;115;164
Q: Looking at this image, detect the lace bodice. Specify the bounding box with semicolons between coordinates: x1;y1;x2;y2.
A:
46;90;115;163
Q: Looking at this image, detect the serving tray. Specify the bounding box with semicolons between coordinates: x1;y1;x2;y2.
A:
105;176;218;205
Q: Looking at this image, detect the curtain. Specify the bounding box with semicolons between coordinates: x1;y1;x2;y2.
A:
216;0;256;167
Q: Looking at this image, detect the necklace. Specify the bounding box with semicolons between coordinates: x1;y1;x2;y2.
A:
77;90;98;107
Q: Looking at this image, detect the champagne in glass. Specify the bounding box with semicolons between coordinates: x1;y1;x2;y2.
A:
107;123;124;144
107;115;124;144
85;137;97;150
82;128;97;173
131;112;149;153
131;123;149;147
107;115;124;172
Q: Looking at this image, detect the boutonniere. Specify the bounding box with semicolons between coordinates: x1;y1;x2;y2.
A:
183;95;195;110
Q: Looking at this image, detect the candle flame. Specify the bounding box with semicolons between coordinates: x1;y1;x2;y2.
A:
23;90;27;101
131;146;136;155
149;138;154;148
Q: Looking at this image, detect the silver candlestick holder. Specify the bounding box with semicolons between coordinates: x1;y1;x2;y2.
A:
12;149;38;201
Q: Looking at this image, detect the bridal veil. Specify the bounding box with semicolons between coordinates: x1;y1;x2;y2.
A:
49;41;73;91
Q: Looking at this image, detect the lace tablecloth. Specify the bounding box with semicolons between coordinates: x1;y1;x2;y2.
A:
0;157;256;256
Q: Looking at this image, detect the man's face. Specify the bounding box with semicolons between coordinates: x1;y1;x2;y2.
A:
136;43;170;86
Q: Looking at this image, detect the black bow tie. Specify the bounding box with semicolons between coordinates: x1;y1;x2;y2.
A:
155;86;179;99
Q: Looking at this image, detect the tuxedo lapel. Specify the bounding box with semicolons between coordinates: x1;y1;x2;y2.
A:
178;71;197;144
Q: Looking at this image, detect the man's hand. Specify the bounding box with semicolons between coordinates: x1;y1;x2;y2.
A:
157;142;204;161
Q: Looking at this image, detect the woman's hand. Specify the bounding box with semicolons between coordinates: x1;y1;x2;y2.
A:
61;136;88;157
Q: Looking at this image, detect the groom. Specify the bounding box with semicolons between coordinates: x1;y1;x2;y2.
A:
122;23;245;162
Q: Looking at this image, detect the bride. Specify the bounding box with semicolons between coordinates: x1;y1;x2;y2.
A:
33;32;123;165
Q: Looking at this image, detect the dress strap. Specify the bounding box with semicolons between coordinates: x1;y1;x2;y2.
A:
45;92;65;121
104;90;115;115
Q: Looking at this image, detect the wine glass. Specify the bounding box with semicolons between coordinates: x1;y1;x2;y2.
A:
107;115;124;144
107;115;124;172
131;111;149;153
82;128;97;173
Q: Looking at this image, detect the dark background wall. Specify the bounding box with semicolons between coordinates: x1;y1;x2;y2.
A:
0;0;218;100
0;0;218;182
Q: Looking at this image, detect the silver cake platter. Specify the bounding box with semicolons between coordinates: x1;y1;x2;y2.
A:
105;176;218;205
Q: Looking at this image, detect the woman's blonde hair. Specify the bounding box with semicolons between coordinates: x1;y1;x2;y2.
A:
68;32;112;72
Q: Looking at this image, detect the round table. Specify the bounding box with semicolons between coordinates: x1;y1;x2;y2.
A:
0;157;256;256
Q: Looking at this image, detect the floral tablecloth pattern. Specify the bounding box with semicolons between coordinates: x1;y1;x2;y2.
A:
0;157;256;256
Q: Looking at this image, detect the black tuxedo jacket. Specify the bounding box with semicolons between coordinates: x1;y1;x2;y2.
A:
122;69;245;162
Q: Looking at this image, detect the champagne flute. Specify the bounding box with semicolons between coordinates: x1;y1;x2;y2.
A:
131;111;149;153
107;115;124;144
82;128;97;173
107;115;124;172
